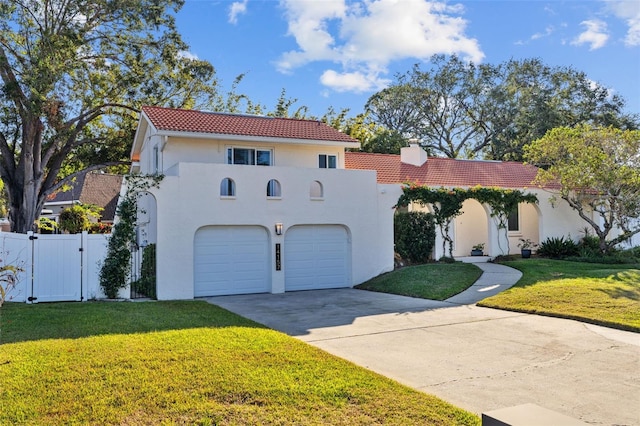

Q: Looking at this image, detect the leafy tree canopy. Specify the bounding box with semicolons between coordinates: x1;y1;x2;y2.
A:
524;125;640;253
366;55;638;160
0;0;252;232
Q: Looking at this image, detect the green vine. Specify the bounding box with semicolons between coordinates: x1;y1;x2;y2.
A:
99;174;163;299
396;184;538;256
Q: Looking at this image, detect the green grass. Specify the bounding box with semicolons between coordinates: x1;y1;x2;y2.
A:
0;301;479;425
355;262;482;300
478;259;640;332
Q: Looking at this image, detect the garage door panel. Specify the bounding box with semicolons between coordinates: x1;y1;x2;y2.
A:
194;226;269;297
284;225;350;291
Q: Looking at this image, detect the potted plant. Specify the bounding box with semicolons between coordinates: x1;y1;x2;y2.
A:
471;243;484;256
518;238;537;258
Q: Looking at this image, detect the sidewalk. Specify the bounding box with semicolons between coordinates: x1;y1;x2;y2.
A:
445;260;523;304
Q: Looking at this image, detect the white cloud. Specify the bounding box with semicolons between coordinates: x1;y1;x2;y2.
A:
320;69;390;93
604;0;640;46
531;26;554;40
571;19;609;50
229;0;249;25
277;0;483;93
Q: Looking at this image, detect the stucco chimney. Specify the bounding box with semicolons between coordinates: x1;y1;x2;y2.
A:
401;143;428;166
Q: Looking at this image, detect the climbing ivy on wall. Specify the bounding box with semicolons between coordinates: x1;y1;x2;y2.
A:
99;174;163;299
396;185;538;256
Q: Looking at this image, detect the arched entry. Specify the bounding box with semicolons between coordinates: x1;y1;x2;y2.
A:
132;192;158;299
454;199;489;257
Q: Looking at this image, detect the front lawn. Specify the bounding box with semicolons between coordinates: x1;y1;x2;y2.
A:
355;262;482;300
0;301;479;425
478;259;640;332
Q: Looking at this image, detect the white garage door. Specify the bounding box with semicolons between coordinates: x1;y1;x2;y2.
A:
284;225;350;291
194;226;270;297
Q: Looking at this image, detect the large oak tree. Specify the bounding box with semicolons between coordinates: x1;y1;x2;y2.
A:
0;0;224;232
366;55;638;160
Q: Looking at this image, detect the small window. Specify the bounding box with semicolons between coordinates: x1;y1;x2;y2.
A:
153;145;160;174
267;179;281;198
227;147;272;166
508;208;519;232
220;178;236;197
310;181;323;198
319;154;337;169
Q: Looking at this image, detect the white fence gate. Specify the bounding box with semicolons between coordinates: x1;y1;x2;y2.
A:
1;231;110;303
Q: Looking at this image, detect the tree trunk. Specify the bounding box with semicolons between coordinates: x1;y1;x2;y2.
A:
7;177;42;234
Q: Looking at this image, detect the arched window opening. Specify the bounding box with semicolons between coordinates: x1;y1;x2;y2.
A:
267;179;281;198
220;178;236;197
310;180;323;199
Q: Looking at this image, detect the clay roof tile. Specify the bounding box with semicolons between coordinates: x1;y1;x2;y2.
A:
141;106;357;144
345;152;543;189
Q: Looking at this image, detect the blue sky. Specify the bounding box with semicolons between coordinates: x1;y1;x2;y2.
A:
175;0;640;118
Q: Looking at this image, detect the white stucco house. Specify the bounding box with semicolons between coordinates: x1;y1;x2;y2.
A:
130;106;401;300
346;145;589;260
130;106;614;301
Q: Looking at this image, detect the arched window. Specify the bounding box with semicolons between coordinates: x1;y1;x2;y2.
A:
220;178;236;197
267;179;281;198
310;180;323;199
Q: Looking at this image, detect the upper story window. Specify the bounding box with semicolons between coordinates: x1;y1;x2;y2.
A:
227;147;272;166
318;154;337;169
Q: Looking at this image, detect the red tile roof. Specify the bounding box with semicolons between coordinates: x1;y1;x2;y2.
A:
345;152;544;189
141;106;358;144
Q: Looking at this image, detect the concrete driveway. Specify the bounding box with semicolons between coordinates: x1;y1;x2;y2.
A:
206;289;640;425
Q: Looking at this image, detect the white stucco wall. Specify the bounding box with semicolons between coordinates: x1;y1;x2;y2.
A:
148;163;396;300
533;189;591;243
139;134;348;174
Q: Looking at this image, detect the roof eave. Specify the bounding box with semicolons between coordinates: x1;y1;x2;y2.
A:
155;129;360;148
130;110;157;161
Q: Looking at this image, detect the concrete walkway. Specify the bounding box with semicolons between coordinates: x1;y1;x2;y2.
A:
206;262;640;425
444;260;522;305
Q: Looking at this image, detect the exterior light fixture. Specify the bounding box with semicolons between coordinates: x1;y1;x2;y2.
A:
275;223;283;235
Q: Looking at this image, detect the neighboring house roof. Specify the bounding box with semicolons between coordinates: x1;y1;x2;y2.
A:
46;173;88;203
345;152;543;189
140;105;358;143
45;172;124;221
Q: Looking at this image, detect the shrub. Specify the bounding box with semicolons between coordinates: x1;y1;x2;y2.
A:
58;205;89;234
394;211;435;264
37;217;58;233
537;236;579;259
131;244;156;299
88;222;112;234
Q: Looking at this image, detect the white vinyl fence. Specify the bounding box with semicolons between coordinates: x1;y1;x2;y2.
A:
0;231;114;303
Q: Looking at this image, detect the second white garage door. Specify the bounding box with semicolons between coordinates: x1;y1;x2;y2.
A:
194;226;270;297
284;225;350;291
